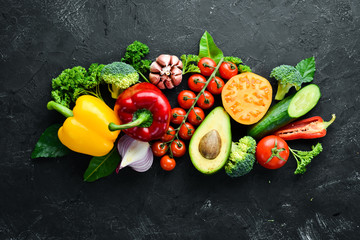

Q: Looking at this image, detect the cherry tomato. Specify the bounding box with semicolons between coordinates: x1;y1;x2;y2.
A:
179;122;195;140
171;139;186;157
178;90;196;109
219;61;238;80
256;135;290;169
198;57;216;76
160;125;175;142
197;91;215;109
170;108;186;125
188;107;205;126
188;74;207;92
160;155;176;171
152;141;168;157
207;76;225;95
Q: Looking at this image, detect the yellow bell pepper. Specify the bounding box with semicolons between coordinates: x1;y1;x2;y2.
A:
47;95;121;157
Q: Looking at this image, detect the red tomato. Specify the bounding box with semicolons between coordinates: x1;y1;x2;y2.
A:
256;135;289;169
198;57;216;76
197;91;215;109
171;139;186;157
188;74;206;92
219;61;238;80
170;108;186;125
160;125;175;142
207;76;225;95
188;107;205;126
179;122;195;140
160;155;176;171
178;90;196;109
152;141;168;157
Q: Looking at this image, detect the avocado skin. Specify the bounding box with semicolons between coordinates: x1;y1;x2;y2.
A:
189;107;232;175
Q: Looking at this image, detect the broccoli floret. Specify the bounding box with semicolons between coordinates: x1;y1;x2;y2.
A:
225;136;257;177
101;62;139;99
270;57;316;100
290;143;323;175
51;63;104;108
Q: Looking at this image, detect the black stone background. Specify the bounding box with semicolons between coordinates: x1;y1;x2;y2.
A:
1;0;360;239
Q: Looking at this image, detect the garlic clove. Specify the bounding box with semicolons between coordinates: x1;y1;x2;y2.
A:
171;66;182;76
165;78;175;89
149;73;161;85
150;61;162;73
170;55;179;66
157;80;166;89
177;59;183;69
156;54;171;67
171;74;182;86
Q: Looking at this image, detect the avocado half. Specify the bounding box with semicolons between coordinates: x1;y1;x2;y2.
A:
189;107;232;174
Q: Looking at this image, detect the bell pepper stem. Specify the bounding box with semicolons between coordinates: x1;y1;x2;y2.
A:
47;101;74;118
323;114;336;129
108;110;152;131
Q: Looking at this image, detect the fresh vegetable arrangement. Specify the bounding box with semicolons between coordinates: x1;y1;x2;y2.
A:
32;30;335;182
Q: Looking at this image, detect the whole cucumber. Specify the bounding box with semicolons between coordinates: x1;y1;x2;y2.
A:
247;95;295;139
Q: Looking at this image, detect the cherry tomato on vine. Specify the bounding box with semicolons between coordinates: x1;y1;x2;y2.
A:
256;135;289;170
170;108;186;125
219;61;238;80
188;74;206;92
179;122;195;140
171;139;186;157
178;90;196;109
152;141;168;157
207;76;225;95
197;90;215;109
160;155;176;171
188;107;205;126
198;57;216;76
160;125;175;142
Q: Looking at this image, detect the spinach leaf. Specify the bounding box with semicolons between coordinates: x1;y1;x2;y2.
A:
198;31;224;64
295;56;316;83
31;124;71;159
83;147;121;182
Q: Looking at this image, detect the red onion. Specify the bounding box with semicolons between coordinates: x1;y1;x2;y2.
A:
116;135;153;173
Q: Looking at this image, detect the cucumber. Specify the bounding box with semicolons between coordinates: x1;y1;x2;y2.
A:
288;84;321;118
247;95;295;139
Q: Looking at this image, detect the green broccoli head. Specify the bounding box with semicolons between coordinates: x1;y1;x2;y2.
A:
270;65;303;100
225;136;257;177
101;62;139;99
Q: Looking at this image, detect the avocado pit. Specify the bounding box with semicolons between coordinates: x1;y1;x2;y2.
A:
198;129;222;159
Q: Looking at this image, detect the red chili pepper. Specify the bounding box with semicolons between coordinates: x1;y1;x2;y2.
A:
274;114;336;140
109;82;171;142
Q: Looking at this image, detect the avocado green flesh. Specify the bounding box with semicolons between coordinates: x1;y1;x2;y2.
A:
189;107;232;174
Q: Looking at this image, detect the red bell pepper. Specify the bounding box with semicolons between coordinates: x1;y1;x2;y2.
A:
274;114;336;140
109;82;171;142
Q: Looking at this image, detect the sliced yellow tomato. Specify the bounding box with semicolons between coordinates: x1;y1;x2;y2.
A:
221;72;272;125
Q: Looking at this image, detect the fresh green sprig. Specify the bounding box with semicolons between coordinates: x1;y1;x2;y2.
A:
290;143;323;175
224;56;252;73
181;54;201;75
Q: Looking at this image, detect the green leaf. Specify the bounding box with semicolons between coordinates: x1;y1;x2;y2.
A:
198;31;224;64
31;124;71;159
295;56;316;83
83;147;121;182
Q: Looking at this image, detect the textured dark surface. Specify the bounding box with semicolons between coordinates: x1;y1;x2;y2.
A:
1;0;360;239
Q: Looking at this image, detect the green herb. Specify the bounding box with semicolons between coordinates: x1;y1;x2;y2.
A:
83;147;121;182
295;56;316;82
181;54;200;74
31;124;71;159
121;40;151;82
224;56;252;73
198;31;224;64
290;143;323;175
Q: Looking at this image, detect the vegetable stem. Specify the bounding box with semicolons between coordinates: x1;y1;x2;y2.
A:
47;101;74;118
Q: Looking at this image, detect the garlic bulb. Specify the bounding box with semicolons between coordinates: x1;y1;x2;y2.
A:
149;54;183;89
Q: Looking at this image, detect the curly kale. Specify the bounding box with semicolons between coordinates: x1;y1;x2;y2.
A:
270;57;316;100
51;63;104;108
290;143;323;175
225;136;257;177
121;41;152;82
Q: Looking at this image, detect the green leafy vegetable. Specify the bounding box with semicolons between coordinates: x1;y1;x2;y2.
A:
198;31;224;64
270;57;316;100
51;63;104;108
290;143;323;175
224;56;252;73
83;147;121;182
121;40;152;82
181;54;200;74
31;124;71;159
101;62;139;99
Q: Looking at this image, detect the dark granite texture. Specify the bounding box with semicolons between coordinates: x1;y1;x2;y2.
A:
1;0;360;239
